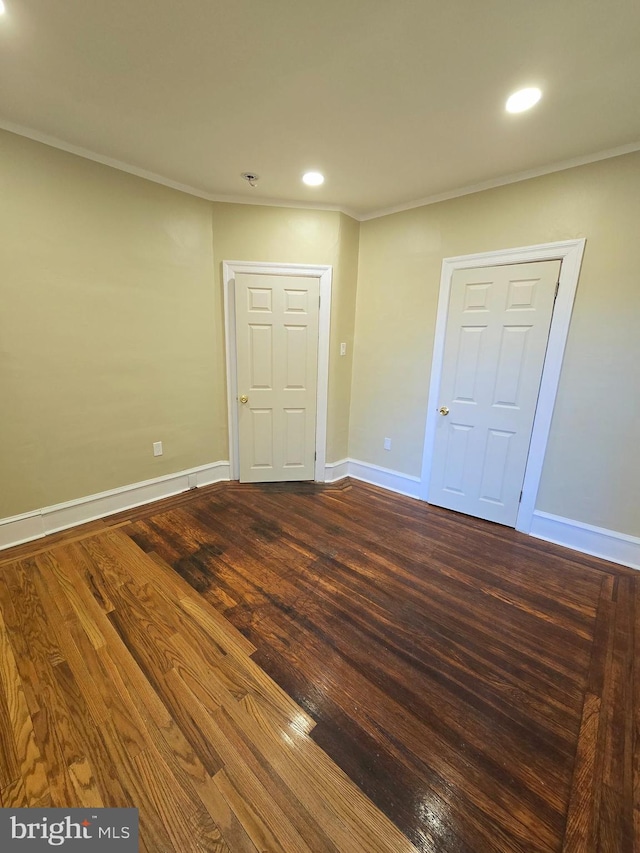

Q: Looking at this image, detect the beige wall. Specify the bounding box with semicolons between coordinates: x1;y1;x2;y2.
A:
351;152;640;536
0;131;359;518
0;131;219;518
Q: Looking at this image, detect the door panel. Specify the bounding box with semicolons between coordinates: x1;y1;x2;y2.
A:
428;260;560;525
235;273;319;483
248;324;272;388
283;408;306;467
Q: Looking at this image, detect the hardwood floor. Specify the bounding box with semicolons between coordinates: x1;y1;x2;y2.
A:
0;479;636;851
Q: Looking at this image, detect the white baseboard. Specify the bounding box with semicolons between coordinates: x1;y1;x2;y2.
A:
323;459;350;483
330;458;421;499
0;511;45;552
329;462;639;569
0;461;230;552
530;510;640;571
3;460;637;573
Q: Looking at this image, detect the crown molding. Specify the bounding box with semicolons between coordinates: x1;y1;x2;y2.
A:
0;119;360;220
2;119;638;224
359;141;640;221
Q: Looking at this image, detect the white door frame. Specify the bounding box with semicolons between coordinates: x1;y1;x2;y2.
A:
223;260;332;483
419;239;586;533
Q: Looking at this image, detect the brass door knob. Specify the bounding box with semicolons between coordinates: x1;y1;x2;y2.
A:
438;406;449;416
239;395;249;404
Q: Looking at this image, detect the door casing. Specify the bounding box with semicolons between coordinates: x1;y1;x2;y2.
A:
223;260;332;482
420;239;586;533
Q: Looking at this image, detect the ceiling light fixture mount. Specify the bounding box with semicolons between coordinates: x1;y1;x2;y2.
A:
506;87;542;113
302;171;324;187
241;172;260;188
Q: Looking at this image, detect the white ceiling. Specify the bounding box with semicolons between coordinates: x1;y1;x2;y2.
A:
1;0;639;219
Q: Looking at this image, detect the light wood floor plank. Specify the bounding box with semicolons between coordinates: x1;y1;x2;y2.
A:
0;607;48;805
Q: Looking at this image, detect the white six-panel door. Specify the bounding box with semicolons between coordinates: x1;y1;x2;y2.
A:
427;260;561;525
235;272;320;483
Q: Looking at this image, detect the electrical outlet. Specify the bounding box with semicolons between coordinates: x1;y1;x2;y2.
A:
153;441;163;457
340;342;347;356
383;437;391;450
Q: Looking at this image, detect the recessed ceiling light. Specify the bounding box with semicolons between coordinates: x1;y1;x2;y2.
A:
506;87;542;113
302;171;324;187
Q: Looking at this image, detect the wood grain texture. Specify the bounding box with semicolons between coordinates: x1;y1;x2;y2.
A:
0;479;636;851
127;479;637;852
0;494;416;852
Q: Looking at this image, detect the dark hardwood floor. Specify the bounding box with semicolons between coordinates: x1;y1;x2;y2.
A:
0;478;636;851
123;479;636;852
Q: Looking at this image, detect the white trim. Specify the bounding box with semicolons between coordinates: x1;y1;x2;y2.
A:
530;511;640;571
324;459;350;483
325;460;640;572
3;460;637;572
420;239;586;534
0;120;359;220
0;511;45;551
0;461;230;552
223;261;332;484
360;142;640;221
4;119;638;225
347;459;421;499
